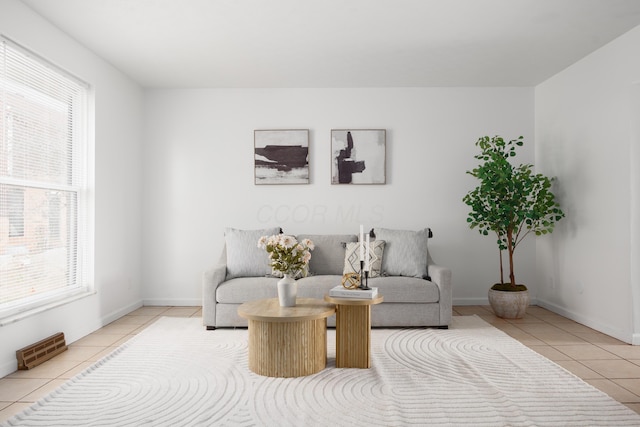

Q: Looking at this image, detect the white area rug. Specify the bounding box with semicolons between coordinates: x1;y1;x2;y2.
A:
3;316;640;426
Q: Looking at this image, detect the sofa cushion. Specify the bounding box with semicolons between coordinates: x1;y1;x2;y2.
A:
369;276;439;303
296;234;357;275
216;276;278;303
224;227;281;279
216;275;439;305
374;228;429;278
218;275;340;303
343;240;385;278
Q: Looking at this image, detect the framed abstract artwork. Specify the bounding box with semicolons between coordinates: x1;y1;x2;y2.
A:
254;129;309;185
331;129;386;184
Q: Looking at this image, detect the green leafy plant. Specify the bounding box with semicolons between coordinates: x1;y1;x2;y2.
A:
463;135;564;290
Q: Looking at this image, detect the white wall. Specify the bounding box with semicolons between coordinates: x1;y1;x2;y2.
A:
142;87;534;306
0;0;143;376
535;25;640;344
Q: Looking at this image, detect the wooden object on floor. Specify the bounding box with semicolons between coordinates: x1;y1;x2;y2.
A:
324;294;384;368
237;298;335;378
16;332;67;370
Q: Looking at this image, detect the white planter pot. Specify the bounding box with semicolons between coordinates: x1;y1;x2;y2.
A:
488;288;530;319
277;274;297;307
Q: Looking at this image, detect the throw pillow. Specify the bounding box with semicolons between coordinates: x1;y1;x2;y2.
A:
224;227;281;279
296;234;358;275
374;228;429;278
343;240;385;278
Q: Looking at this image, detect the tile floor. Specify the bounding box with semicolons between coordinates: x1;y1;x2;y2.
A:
1;305;639;422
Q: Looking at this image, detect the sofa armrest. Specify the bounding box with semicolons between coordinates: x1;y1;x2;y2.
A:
428;263;452;327
202;263;227;328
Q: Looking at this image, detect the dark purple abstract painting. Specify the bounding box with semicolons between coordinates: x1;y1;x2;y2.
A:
331;129;385;184
255;130;309;184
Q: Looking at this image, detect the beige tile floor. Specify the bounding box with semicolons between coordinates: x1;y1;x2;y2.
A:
1;305;639;422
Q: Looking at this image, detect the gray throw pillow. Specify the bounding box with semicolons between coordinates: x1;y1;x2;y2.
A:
225;227;281;279
374;228;429;278
296;234;357;275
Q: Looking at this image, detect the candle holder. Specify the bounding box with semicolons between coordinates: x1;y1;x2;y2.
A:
359;270;371;290
358;260;371;290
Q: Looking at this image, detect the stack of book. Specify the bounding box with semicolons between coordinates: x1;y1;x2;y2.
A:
329;285;378;299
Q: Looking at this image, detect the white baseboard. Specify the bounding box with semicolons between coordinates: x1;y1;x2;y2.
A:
0;358;17;378
100;300;144;327
452;297;489;306
453;297;540;306
455;297;637;344
142;298;201;307
0;299;146;378
536;299;634;345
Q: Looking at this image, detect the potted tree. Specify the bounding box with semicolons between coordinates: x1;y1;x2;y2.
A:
463;135;564;318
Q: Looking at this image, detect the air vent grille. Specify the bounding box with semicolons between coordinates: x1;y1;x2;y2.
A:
16;332;67;370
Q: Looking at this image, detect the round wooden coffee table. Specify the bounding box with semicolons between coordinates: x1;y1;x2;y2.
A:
237;298;335;378
324;294;383;368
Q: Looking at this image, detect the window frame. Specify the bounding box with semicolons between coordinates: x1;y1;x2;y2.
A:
0;36;93;323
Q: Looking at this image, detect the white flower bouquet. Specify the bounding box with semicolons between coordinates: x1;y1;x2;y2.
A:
257;234;314;278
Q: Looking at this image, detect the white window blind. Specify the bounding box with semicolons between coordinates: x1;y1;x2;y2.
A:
0;36;90;318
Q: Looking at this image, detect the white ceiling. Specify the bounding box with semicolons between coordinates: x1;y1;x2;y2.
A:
19;0;640;88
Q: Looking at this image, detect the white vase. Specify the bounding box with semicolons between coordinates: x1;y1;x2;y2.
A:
277;274;297;307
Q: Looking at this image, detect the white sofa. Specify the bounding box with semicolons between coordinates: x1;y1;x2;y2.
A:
202;228;452;329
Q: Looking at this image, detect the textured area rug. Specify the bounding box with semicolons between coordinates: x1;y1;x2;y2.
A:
3;316;640;426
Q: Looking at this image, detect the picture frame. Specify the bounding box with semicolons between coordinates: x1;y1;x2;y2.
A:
254;129;309;185
331;129;386;184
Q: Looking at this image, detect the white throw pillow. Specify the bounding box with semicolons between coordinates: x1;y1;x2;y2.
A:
224;227;281;279
374;228;429;278
343;240;385;278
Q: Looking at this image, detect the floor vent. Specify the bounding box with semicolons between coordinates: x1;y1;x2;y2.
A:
16;332;67;370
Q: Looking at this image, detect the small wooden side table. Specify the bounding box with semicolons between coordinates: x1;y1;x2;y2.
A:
324;294;384;368
237;298;335;378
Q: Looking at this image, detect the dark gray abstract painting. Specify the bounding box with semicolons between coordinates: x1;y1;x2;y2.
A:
255;130;309;184
331;129;386;184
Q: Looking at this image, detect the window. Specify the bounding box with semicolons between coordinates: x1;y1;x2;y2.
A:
7;187;24;237
0;36;91;319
